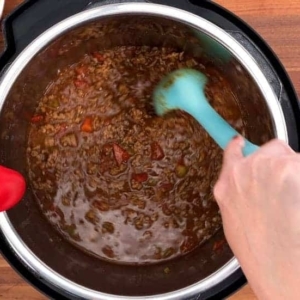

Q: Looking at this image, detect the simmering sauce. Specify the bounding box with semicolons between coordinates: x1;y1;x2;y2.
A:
27;46;245;264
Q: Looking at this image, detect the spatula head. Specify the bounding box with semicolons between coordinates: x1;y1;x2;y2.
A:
153;68;208;116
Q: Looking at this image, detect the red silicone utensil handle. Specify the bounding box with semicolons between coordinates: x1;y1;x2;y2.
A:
0;165;26;212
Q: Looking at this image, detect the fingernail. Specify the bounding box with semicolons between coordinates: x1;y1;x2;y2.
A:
232;135;245;146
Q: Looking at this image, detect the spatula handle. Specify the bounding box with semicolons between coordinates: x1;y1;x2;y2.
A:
191;102;259;156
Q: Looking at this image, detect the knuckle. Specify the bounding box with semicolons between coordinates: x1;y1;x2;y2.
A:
213;180;224;201
214;164;240;204
249;152;266;168
264;139;292;154
229;163;239;182
276;157;298;180
229;163;244;192
248;153;274;181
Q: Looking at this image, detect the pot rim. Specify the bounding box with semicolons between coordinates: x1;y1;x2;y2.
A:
0;3;287;299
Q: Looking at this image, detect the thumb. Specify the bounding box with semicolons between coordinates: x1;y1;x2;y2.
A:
213;136;244;207
221;135;244;175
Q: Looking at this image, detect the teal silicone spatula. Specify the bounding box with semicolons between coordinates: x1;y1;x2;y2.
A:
153;69;259;156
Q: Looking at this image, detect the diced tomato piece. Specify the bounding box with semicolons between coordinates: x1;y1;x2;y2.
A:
180;237;197;253
30;115;43;123
59;123;68;130
151;142;164;160
93;200;109;212
56;123;68;136
213;239;226;252
103;118;112;126
74;79;87;89
102;246;115;258
113;143;130;165
160;182;173;192
132;172;148;183
92;52;105;63
81;117;93;133
75;65;88;77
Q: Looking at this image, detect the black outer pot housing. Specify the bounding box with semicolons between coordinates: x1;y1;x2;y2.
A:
0;0;299;299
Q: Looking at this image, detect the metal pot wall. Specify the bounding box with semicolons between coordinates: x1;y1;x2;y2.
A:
0;2;293;300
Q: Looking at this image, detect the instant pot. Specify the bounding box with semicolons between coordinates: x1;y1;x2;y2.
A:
0;0;299;299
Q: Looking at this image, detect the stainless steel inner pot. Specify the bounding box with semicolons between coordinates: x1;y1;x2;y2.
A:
0;3;287;300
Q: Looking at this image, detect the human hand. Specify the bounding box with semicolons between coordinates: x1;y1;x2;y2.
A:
214;137;300;300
